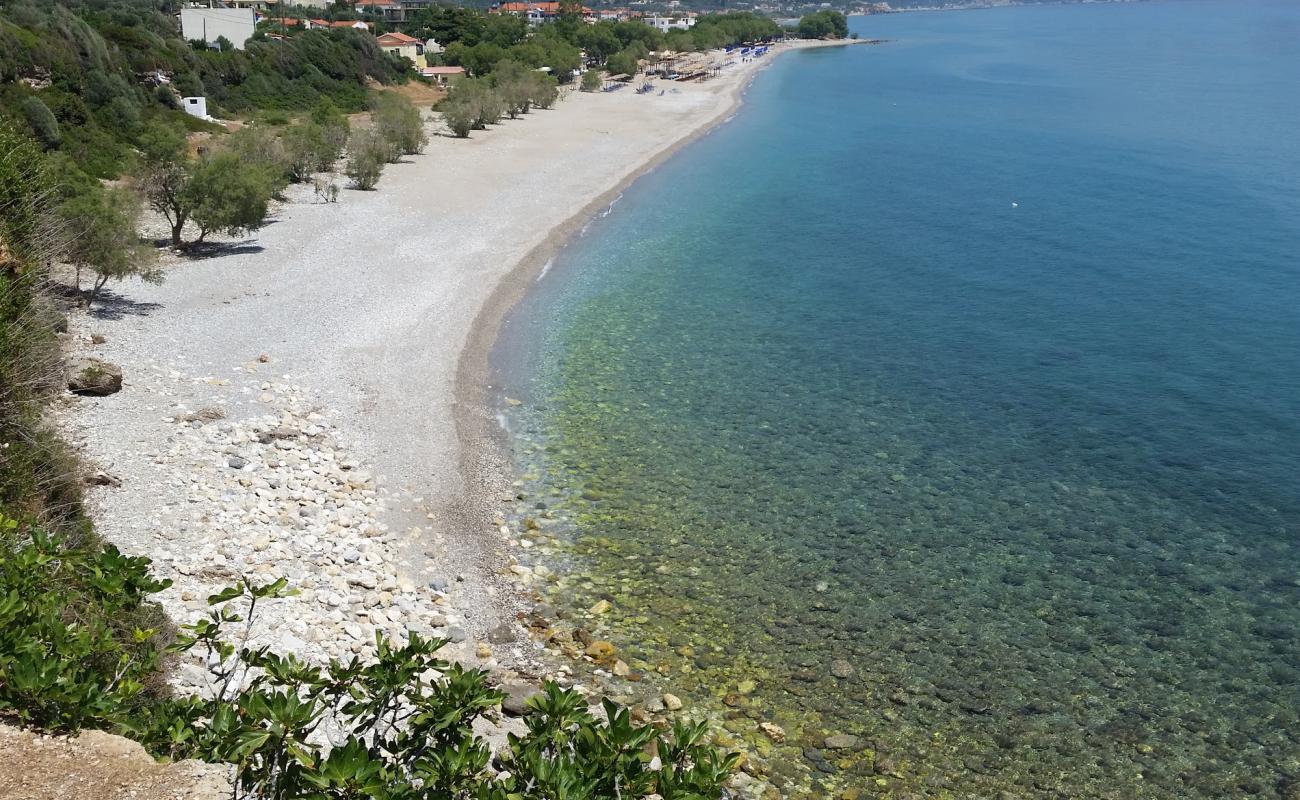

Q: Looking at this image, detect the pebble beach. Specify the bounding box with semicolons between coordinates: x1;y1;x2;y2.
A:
53;38;860;766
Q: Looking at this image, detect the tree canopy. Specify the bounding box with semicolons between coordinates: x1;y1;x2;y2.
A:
796;10;850;40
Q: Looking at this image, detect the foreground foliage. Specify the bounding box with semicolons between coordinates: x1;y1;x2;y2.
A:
0;518;740;799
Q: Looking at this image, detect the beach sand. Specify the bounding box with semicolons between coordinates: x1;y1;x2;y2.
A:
62;40;861;660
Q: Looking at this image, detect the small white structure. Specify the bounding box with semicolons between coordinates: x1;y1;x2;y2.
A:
180;7;255;49
182;96;212;121
645;15;696;33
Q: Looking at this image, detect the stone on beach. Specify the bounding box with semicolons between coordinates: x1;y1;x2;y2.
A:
67;357;123;396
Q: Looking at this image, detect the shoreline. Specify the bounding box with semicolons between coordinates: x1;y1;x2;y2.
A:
454;37;869;617
59;38;867;693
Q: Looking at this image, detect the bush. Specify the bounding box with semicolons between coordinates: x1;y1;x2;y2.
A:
606;48;639;79
280;122;339;183
224;125;292;196
20;97;61;149
0;529;741;800
131;578;741;799
344;128;386;190
529;72;560;110
441;96;476;138
438;78;505;137
0;513;172;734
371;92;427;161
491;59;534;119
581;69;602;92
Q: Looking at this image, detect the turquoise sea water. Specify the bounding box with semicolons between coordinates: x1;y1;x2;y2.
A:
495;2;1300;797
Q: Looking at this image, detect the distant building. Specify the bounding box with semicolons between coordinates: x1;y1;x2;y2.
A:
491;2;595;26
210;0;270;9
259;16;305;30
421;65;465;86
308;18;371;31
376;31;424;68
180;7;256;49
358;0;436;22
645;14;695;32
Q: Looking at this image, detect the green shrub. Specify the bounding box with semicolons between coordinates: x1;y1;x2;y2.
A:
581;69;602;92
0;533;741;800
370;92;427;161
0;512;173;733
344;128;386;190
606;48;639;79
20;96;61;149
491;59;534;118
438;77;504;138
529;72;560;109
133;578;741;799
441;98;476;138
796;9;849;39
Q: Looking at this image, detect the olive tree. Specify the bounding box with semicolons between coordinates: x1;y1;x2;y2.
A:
138;124;276;248
491;60;534;119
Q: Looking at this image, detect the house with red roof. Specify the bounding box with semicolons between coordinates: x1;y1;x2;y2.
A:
376;31;424;67
491;1;595;26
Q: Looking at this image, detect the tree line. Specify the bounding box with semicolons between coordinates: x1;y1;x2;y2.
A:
795;10;851;40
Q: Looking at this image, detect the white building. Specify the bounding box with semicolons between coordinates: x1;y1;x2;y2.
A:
181;96;212;121
645;15;696;32
179;7;255;49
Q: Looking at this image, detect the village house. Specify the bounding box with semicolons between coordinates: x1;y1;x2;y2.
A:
420;65;466;87
491;2;595;26
645;13;696;32
357;0;436;23
308;18;371;31
376;31;425;68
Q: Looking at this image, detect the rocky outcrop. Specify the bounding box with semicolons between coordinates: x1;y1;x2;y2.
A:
66;357;122;396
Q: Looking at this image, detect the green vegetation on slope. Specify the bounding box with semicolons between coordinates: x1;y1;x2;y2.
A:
0;0;406;182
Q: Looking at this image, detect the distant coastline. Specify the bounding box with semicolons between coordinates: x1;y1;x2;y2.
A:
859;0;1144;13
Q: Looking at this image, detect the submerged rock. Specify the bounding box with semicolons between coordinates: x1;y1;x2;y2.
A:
824;734;863;751
585;640;616;660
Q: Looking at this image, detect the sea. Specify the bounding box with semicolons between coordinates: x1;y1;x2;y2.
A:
492;2;1300;797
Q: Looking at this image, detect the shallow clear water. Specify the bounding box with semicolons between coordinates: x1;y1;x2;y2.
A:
494;2;1300;797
